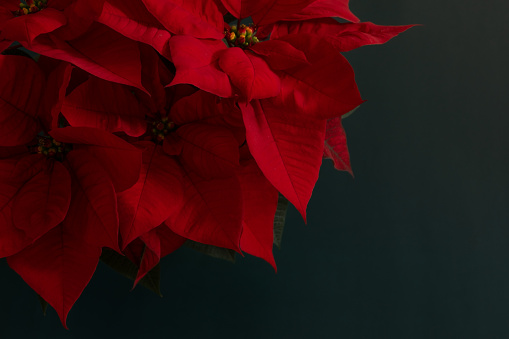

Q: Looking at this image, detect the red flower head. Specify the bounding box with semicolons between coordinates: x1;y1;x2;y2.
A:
0;54;144;327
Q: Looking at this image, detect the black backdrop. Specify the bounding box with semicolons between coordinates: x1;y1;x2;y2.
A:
2;0;509;338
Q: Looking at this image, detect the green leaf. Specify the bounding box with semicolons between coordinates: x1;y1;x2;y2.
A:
37;294;48;316
273;194;289;249
100;248;162;296
184;240;236;263
341;106;359;119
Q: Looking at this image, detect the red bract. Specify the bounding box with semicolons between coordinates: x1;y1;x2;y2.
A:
126;225;185;285
95;0;172;58
169;35;233;98
117;141;184;249
30;22;148;93
61;76;149;137
237;154;279;270
323;116;353;175
141;0;224;39
7;222;102;328
220;0;357;25
60;51;246;252
240;100;325;221
0;0;69;48
281;0;359;23
0;154;71;257
271;18;415;52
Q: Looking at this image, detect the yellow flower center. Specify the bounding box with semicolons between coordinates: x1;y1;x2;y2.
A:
33;136;69;161
151;117;175;142
225;24;259;49
17;0;48;16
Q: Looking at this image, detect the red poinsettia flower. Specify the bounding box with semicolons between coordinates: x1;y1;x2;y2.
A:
0;54;143;327
59;44;282;273
5;125;142;328
167;0;359;98
167;1;413;219
60;61;245;251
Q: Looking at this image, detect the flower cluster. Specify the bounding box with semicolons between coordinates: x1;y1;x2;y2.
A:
0;0;412;327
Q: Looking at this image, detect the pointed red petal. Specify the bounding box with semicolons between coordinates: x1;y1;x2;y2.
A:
249;40;308;70
0;9;66;46
238;159;279;270
62;76;148;136
134;226;185;285
0;157;38;257
241;100;326;220
142;0;224;39
169;90;235;125
273;35;363;119
118;142;184;249
7;223;102;328
323;117;353;175
221;0;315;25
139;44;169;114
31;23;147;93
176;123;240;179
49;127;142;192
12;158;71;239
169;35;232;98
250;0;316;26
97;0;171;56
273;19;414;52
284;0;359;23
40;61;73;131
218;48;281;100
245;51;281;100
218;47;255;100
63;150;120;252
165;170;243;251
134;233;160;286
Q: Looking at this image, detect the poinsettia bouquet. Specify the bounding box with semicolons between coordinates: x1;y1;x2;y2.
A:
0;0;412;328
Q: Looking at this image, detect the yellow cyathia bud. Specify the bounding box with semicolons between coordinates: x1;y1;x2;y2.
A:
225;23;260;48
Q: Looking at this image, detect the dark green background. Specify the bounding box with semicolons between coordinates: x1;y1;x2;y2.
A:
2;1;508;338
